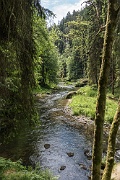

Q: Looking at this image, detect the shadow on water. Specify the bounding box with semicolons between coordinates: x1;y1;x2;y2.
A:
1;82;113;179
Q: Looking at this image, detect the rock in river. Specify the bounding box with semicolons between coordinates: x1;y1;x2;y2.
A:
84;149;92;160
67;152;74;157
66;91;77;99
60;166;66;171
44;144;50;149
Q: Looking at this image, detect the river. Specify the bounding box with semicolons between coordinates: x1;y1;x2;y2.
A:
33;83;92;179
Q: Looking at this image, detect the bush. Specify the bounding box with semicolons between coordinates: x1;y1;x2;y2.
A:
0;157;58;180
75;78;88;87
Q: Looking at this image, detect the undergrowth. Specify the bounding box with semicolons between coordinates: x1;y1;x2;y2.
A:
0;157;58;180
33;86;53;95
69;85;118;123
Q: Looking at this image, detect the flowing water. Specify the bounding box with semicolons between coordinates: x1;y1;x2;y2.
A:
1;83;120;179
31;83;92;179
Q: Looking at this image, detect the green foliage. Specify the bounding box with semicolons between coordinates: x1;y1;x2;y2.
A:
77;85;97;97
70;86;96;119
105;99;118;123
0;1;38;140
53;1;119;90
0;3;59;140
0;157;58;180
33;84;57;95
33;13;58;87
75;78;88;87
70;86;117;123
53;10;89;81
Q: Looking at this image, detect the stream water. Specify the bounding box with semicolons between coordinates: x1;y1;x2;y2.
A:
32;83;92;179
0;83;120;179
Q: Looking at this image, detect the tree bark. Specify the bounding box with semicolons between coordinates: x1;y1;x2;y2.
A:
102;99;120;180
91;1;119;180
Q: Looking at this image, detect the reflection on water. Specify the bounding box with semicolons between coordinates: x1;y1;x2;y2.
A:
0;84;92;179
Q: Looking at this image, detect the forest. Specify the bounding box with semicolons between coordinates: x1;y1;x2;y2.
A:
0;0;120;180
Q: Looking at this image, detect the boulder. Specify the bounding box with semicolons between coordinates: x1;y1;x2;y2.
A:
66;91;77;99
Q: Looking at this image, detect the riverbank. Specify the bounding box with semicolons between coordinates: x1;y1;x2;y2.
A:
68;85;118;123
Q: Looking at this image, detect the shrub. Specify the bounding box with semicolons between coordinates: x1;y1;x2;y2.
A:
0;157;58;180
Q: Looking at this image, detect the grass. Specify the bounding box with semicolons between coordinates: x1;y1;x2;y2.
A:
69;85;118;123
0;157;58;180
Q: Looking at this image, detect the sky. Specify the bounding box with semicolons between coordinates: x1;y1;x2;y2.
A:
41;0;85;24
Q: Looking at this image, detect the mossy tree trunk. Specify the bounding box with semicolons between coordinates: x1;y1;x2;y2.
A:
16;0;36;124
102;99;120;180
0;0;43;138
91;1;120;180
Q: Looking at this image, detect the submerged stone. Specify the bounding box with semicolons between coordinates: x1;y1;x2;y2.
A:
79;163;87;170
44;144;50;149
67;152;74;157
84;149;92;160
60;166;66;170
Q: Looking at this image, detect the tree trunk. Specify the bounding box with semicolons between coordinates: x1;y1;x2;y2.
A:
91;1;119;180
102;99;120;180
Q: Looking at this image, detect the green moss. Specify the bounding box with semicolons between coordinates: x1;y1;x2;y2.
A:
69;86;117;123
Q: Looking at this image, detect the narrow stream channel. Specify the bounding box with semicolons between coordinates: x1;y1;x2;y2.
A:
32;83;92;179
0;83;105;179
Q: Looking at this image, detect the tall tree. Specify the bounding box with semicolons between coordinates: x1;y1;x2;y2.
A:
16;0;36;122
34;16;58;87
0;0;43;138
66;17;89;80
91;0;120;180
